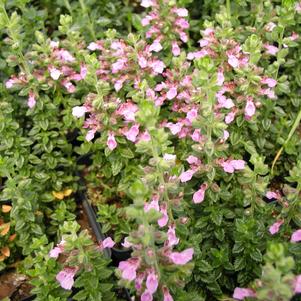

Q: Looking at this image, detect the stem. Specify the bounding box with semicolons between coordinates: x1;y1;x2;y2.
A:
271;106;301;173
79;0;96;40
1;5;31;77
63;0;72;15
226;0;231;20
150;137;174;222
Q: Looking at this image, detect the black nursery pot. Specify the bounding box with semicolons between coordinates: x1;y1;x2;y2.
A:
76;154;132;301
291;294;301;301
20;296;74;301
111;247;133;266
77;188;132;264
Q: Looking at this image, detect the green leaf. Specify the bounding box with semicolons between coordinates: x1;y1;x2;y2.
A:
250;248;262;262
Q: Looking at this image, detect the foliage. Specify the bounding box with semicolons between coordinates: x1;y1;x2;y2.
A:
0;0;301;300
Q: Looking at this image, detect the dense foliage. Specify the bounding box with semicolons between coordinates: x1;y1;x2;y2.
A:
1;0;301;300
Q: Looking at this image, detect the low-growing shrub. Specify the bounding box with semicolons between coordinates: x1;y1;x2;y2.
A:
0;0;301;300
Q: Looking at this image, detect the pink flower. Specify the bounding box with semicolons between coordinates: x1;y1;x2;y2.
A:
135;272;145;290
158;204;168;227
193;184;208;204
245;99;256;118
107;132;117;150
49;67;61;80
141;0;154;7
149;40;162;52
102;237;115;249
228;55;239;68
138;55;148;68
290;32;299;41
175;18;189;29
231;160;245;170
222;161;235;173
217;69;225;86
144;196;160;213
49;240;65;258
202;28;214;36
217;95;234;109
5;78;18;88
167;225;179;247
114;79;124;92
291;229;301;242
169;248;194;265
117;102;138;121
296;2;301;13
49;246;63;258
172;42;180;56
141;290;153;301
166;87;177;100
58;49;75;62
225;111;236;124
146;270;158;294
124;124;140;142
56;267;77;290
179;32;188;43
265;22;276;32
72;106;87;118
150;60;165;74
122;237;133;248
163;154;176;161
233;287;256;300
222;130;229;141
179;169;195;182
187;109;198;122
112;58;127;73
261;77;277;88
294;275;301;293
266;191;280;200
191;129;202;142
138;130;151;142
141;16;151;26
221;160;245;173
80;64;87;79
86;129;96;141
264;44;279;55
62;81;76;93
163;287;174;301
166;122;182;135
186;155;201;165
199;39;209;47
175;8;188;17
269;220;284;235
27;92;36;108
118;258;140;281
50;40;59;48
87;42;101;51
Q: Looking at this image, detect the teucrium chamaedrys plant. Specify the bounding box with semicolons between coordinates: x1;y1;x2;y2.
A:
1;0;301;300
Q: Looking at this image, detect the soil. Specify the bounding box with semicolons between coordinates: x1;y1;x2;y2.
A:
0;270;32;300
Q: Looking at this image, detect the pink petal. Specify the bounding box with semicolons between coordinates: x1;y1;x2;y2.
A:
233;287;256;300
169;248;194;265
291;229;301;242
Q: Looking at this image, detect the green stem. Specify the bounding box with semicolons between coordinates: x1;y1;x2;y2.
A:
63;0;72;15
1;5;31;77
150;137;174;222
79;0;96;40
226;0;231;20
271;106;301;173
